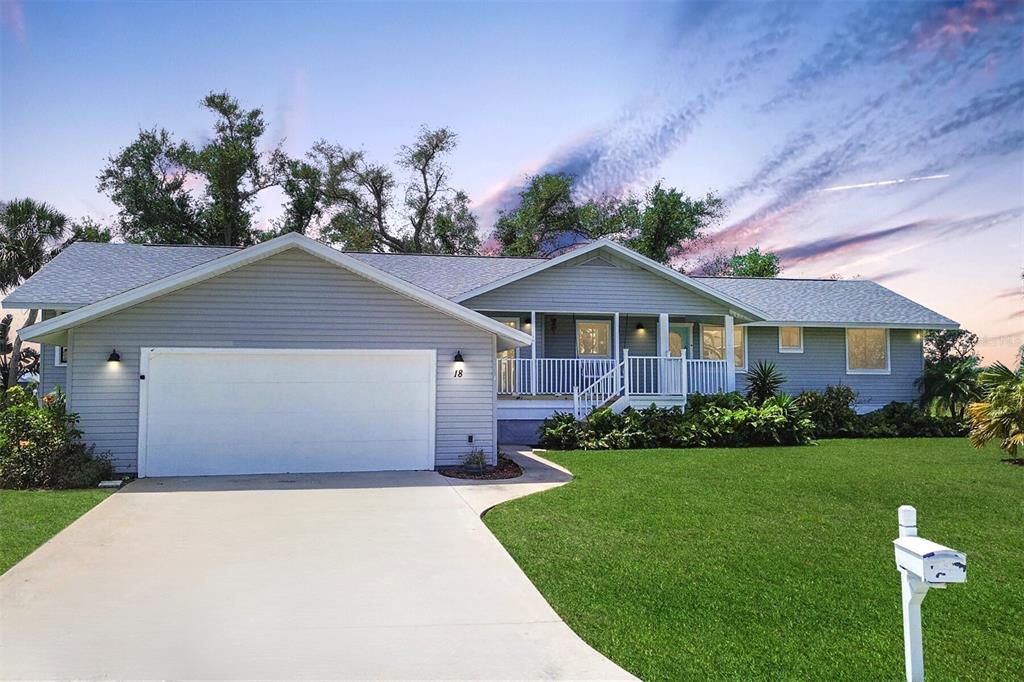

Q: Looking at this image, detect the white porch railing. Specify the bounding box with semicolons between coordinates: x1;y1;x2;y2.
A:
686;359;732;395
497;358;616;395
498;355;731;403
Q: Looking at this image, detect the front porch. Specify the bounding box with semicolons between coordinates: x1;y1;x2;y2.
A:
489;311;741;418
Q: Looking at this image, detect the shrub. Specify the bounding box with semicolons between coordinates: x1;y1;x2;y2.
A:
745;361;786;405
539;393;813;451
858;402;966;438
674;394;814;448
0;386;113;489
796;385;860;438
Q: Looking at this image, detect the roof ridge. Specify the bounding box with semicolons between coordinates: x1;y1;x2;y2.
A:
695;275;860;282
346;250;546;261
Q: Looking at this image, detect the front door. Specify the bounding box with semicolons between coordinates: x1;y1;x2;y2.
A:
668;324;692;358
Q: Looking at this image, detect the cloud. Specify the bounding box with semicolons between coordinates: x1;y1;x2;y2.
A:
776;220;931;265
477;3;799;217
775;207;1023;267
995;287;1023;300
821;174;951;193
1;0;25;43
871;267;922;283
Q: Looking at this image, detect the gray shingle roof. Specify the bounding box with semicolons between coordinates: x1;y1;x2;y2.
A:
3;242;240;308
695;277;957;327
346;252;544;299
2;242;957;328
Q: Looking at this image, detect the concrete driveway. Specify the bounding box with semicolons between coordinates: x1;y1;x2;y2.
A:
0;458;632;680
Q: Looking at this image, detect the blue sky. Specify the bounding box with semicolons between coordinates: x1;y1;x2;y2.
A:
1;0;1022;363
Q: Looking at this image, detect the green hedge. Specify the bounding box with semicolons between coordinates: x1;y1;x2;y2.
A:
539;394;814;451
539;387;966;451
0;387;113;489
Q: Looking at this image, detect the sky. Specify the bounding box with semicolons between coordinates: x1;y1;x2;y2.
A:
1;0;1022;364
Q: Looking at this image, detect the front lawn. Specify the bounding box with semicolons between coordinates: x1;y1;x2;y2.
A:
0;489;113;574
485;439;1023;681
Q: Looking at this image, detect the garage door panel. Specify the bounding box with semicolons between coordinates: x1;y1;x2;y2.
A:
141;349;435;476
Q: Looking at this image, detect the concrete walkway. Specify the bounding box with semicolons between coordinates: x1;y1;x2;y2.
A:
0;450;632;681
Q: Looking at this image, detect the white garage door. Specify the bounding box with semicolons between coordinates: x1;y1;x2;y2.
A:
139;348;436;477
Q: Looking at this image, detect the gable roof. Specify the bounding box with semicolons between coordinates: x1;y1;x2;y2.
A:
347;252;545;299
696;277;958;329
16;233;534;348
452;239;770;321
3;237;958;331
3;242;240;310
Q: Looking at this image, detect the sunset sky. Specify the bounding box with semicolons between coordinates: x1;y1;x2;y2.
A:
2;0;1021;363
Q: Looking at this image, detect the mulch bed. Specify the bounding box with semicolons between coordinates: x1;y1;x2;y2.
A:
1001;458;1024;467
437;455;523;480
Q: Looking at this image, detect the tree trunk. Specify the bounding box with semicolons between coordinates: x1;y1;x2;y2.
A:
6;308;39;392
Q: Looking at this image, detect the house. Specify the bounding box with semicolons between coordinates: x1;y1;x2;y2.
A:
3;233;957;477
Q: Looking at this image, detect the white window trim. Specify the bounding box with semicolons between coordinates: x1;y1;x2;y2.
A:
778;326;804;353
54;345;68;367
845;327;891;375
576;319;612;358
700;323;747;372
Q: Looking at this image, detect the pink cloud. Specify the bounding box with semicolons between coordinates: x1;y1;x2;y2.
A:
914;0;1022;52
1;0;26;43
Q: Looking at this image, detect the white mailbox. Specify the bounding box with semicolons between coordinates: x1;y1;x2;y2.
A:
894;535;967;585
893;505;967;682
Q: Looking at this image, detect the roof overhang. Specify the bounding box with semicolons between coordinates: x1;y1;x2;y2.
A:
743;321;959;330
18;233;534;350
453;239;769;321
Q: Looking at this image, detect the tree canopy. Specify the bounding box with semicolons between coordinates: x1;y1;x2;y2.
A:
698;246;783;277
493;174;724;264
100;94;478;253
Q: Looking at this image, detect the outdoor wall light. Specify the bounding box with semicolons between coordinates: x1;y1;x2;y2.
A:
107;349;121;363
636;322;645;332
453;350;464;365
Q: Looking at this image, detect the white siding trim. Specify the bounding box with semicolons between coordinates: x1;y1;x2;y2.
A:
745;321;958;330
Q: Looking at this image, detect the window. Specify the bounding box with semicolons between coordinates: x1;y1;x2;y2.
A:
576;320;611;358
701;324;746;371
779;326;803;353
54;346;68;366
846;328;889;374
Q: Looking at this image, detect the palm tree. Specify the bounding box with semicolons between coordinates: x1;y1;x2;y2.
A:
967;362;1024;457
0;199;69;391
915;356;981;419
0;313;39;387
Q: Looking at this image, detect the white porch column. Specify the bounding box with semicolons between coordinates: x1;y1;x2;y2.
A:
530;311;538;395
724;314;737;391
613;312;621;393
657;313;670;356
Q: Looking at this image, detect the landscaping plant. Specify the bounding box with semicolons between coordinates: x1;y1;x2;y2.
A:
795;385;861;438
967;361;1024;458
744;360;786;405
0;387;113;489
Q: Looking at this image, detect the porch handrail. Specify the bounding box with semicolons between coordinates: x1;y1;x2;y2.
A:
573;355;627;419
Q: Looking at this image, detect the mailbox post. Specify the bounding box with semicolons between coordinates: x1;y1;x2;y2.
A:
893;505;967;682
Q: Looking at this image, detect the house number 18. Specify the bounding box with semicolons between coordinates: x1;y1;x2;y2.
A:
453;368;464;378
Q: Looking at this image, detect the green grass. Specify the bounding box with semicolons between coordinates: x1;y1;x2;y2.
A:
0;488;113;574
485;439;1024;681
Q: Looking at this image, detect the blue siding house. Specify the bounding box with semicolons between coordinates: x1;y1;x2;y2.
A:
5;234;956;475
